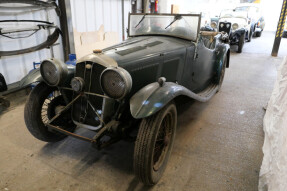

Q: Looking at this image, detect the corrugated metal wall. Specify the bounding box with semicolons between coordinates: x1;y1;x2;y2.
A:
0;0;131;85
0;7;63;85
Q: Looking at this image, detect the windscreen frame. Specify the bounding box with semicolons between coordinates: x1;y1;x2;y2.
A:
128;13;202;42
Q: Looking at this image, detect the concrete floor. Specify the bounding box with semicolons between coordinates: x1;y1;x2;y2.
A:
0;31;285;191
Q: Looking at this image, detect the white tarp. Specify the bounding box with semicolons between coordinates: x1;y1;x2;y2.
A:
259;57;287;191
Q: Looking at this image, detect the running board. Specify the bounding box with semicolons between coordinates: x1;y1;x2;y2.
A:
192;83;219;102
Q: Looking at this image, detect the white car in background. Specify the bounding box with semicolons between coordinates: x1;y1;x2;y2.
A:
216;9;252;53
235;3;265;37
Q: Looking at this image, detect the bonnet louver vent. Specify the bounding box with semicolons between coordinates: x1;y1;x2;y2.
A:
116;41;163;56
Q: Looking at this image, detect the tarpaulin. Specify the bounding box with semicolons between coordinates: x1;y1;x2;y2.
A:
259;57;287;191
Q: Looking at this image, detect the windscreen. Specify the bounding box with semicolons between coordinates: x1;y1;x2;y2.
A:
129;14;200;41
220;10;248;19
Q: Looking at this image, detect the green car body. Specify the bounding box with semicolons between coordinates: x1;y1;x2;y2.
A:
24;13;230;185
25;13;230;133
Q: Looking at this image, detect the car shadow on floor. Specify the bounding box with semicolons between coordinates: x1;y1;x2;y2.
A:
38;129;135;176
176;97;211;128
37;96;210;189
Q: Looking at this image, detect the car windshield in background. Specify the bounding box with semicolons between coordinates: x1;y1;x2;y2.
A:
235;6;259;13
129;14;200;41
235;6;259;19
235;6;249;11
220;10;248;19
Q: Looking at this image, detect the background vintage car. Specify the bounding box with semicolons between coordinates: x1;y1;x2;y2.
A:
235;3;265;37
217;9;251;53
24;13;230;186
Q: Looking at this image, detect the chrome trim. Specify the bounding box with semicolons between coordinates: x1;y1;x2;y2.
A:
76;53;118;67
100;67;133;100
40;58;68;86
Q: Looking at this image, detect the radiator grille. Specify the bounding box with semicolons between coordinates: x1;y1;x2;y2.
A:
218;22;232;34
72;62;106;127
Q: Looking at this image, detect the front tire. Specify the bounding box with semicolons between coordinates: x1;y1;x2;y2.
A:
237;32;245;53
24;82;75;142
134;102;177;185
247;29;252;42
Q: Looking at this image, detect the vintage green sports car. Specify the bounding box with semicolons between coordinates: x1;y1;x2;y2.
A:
24;13;230;185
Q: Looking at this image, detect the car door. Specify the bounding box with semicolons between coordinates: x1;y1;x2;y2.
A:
191;37;217;92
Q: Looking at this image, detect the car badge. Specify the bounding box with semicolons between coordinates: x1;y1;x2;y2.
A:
86;64;92;69
93;49;102;54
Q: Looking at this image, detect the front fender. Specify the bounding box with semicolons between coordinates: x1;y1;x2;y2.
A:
19;68;42;88
19;64;76;88
234;28;246;35
130;82;218;119
230;28;245;43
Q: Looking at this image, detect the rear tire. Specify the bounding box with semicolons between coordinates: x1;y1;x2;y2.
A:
247;30;252;42
237;32;245;53
24;82;76;142
256;31;262;37
134;102;177;185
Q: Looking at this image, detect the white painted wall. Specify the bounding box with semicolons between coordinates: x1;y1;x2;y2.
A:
260;0;284;31
158;0;239;14
70;0;131;41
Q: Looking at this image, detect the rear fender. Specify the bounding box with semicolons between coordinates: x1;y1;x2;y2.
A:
215;44;230;83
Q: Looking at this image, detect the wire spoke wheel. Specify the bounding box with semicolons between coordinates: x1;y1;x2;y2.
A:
24;82;76;142
40;90;60;124
134;102;177;185
153;113;173;171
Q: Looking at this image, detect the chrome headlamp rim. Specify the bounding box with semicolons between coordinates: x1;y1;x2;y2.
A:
232;23;239;30
211;21;217;29
40;58;68;87
100;67;132;100
71;77;85;93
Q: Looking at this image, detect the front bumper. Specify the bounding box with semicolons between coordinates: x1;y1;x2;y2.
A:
230;28;246;45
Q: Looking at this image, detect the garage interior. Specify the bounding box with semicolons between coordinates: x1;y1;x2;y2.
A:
0;0;287;191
